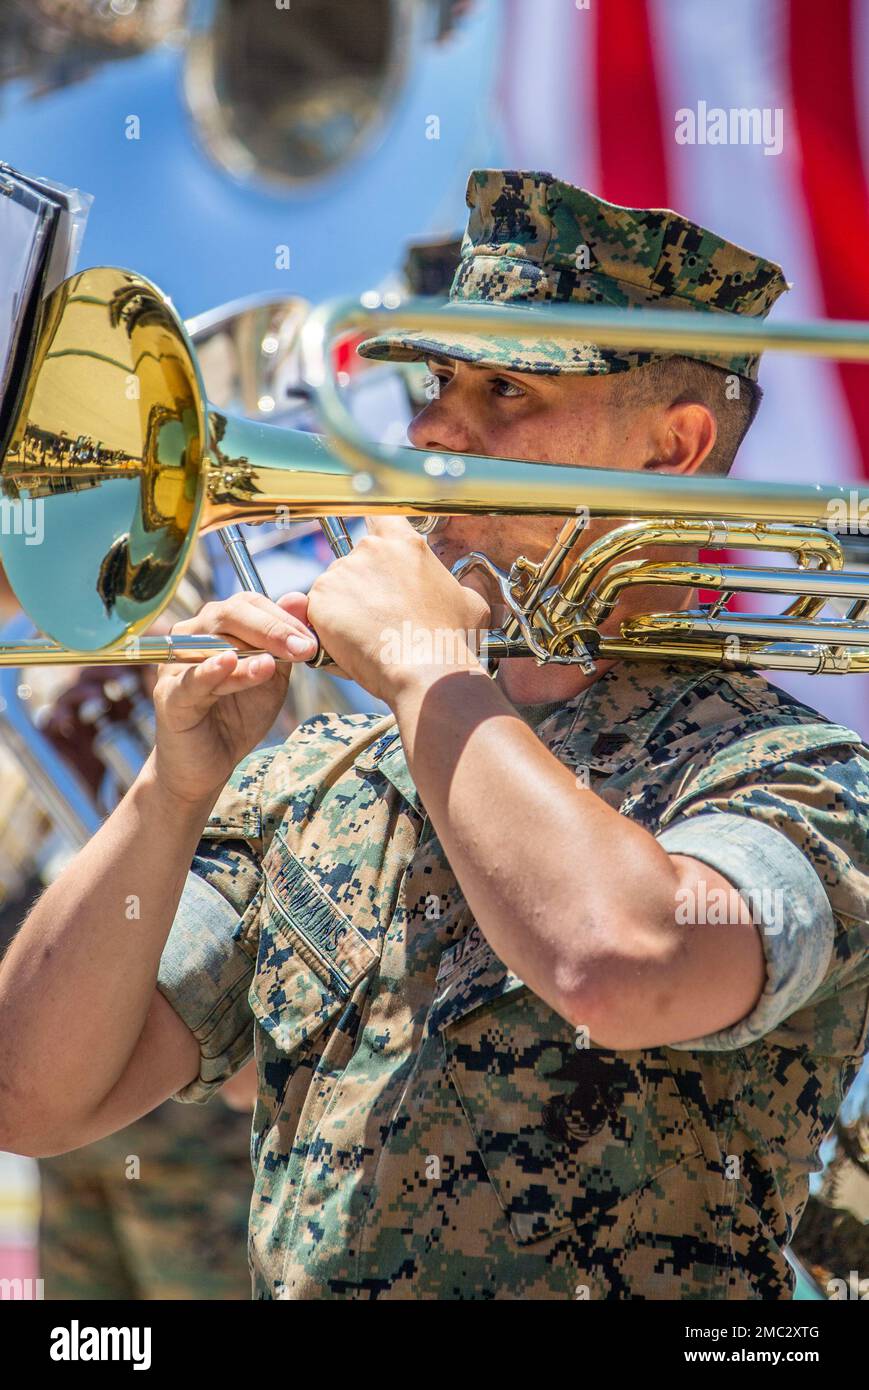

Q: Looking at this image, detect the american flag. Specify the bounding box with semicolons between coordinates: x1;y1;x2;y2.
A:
495;0;869;734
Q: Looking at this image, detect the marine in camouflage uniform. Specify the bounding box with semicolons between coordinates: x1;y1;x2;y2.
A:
0;662;255;1302
156;171;869;1299
38;1100;254;1300
789;1059;869;1296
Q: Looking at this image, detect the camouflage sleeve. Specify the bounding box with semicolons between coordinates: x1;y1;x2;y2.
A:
653;739;869;1052
156;746;273;1104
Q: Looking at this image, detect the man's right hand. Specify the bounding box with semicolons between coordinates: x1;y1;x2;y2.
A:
0;588;324;1157
151;591;318;806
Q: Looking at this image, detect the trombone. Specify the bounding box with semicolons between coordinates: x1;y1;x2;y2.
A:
1;265;869;674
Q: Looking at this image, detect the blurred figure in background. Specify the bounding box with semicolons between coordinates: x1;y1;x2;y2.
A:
789;1062;869;1299
36;1074;256;1300
0;569;256;1299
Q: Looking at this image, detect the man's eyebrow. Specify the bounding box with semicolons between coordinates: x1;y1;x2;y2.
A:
422;355;553;387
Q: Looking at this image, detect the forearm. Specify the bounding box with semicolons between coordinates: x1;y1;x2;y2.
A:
390;664;684;1022
0;753;215;1138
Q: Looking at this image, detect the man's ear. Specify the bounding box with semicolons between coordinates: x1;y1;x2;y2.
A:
642;401;716;474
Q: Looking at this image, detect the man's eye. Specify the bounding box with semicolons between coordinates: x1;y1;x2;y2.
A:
491;377;525;398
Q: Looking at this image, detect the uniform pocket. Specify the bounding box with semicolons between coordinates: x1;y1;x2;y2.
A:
249;827;378;1054
248;829;379;1166
433;937;702;1245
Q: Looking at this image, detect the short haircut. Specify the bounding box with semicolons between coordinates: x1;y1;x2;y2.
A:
609;356;764;474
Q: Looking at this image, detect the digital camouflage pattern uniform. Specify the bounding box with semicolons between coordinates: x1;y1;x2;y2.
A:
158;661;869;1299
0;747;255;1302
38;1102;254;1300
156;172;867;1298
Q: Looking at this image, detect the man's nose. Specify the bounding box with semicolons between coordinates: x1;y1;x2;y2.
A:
407;391;477;454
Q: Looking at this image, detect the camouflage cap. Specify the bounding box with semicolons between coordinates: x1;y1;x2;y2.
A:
358;169;790;380
402;235;464;296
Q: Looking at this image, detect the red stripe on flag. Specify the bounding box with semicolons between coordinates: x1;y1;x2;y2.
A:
789;0;869;476
335;332;368;376
595;0;669;208
595;0;730;604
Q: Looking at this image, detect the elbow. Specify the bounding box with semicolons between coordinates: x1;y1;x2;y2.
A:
3;1124;84;1160
2;1134;45;1160
0;1091;87;1159
0;1112;43;1158
0;1064;46;1155
552;967;641;1049
549;918;684;1049
549;951;622;1040
0;1035;98;1156
0;1111;57;1159
0;1078;34;1155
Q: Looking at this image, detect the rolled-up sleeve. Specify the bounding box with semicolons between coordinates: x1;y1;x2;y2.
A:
651;736;869;1053
156;745;272;1102
157;866;259;1103
656;812;834;1051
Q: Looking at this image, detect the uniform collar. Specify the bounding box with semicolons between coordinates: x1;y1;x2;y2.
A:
353;660;714;812
539;658;714;773
354;717;426;815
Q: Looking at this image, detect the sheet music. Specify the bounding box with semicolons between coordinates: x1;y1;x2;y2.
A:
0;165;92;450
0;179;55;410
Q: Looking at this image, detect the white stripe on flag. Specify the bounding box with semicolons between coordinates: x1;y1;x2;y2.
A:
651;0;868;729
652;0;858;485
500;0;598;189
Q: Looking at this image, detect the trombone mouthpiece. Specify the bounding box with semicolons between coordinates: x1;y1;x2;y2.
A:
409;514;446;535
